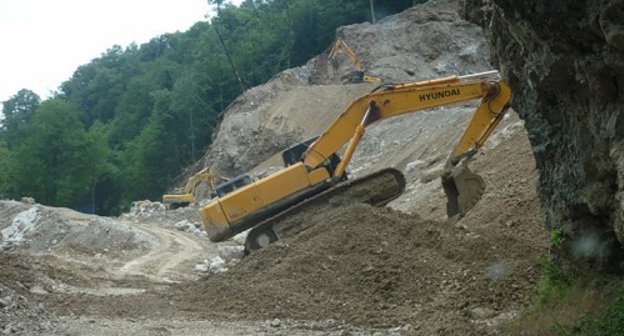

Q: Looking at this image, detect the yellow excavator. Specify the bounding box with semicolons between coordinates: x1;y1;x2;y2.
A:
200;71;511;253
328;38;382;84
162;167;215;209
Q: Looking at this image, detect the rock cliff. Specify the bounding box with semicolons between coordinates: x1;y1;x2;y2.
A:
462;0;624;273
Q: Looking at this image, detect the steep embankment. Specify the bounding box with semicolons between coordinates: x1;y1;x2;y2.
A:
462;0;624;274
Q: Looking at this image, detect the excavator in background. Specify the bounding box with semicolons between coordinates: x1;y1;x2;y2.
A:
162;167;215;209
200;71;511;253
328;38;382;84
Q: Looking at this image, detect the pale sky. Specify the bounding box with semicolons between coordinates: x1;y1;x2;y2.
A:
0;0;240;104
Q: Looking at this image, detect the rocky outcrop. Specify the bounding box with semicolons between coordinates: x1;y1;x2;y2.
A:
462;0;624;273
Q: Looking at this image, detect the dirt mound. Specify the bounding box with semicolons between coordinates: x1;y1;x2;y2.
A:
0;201;154;257
169;116;546;334
0;252;97;335
177;205;540;334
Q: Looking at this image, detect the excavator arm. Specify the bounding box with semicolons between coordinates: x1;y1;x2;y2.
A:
328;38;382;84
303;71;510;169
328;38;364;71
182;168;216;193
302;70;511;217
163;167;216;208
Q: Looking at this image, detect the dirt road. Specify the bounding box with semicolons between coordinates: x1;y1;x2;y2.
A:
115;221;212;284
1;205;402;335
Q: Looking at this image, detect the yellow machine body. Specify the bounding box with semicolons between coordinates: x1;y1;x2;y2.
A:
201;71;512;246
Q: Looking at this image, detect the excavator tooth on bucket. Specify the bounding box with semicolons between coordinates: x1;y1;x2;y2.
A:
441;164;485;219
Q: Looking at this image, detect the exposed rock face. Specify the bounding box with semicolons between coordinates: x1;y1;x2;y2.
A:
462;0;624;273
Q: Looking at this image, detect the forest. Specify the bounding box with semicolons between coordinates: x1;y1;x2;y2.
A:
0;0;420;215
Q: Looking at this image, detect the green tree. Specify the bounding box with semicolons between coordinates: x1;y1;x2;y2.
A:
1;89;41;148
10;100;102;207
0;142;10;197
60;45;140;127
120;90;179;203
85;123;116;213
108;58;181;146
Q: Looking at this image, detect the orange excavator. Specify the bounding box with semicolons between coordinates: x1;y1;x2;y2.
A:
199;71;511;253
328;38;382;84
162;168;215;209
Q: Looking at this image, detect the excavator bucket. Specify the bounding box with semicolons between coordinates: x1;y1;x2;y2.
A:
441;164;485;219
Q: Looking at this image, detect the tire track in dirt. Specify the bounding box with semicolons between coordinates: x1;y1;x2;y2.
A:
116;222;212;283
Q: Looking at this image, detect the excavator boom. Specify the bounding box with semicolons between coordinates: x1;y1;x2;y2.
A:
328;38;382;84
199;71;511;253
303;71;510;168
302;70;510;219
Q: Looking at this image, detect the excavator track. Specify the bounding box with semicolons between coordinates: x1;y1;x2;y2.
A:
244;168;406;253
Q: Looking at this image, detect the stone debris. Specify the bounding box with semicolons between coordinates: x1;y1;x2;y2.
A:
125;200;167;217
218;245;245;261
19;197;35;205
173;220;204;236
0;284;58;335
232;231;249;246
194;256;230;275
1;207;40;248
194;244;246;275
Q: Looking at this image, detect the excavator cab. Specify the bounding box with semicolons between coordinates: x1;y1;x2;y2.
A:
214;174;254;197
282;137;318;166
351;71;365;83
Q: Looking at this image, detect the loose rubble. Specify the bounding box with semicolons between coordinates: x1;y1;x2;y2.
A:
0;284;58;336
193;239;246;276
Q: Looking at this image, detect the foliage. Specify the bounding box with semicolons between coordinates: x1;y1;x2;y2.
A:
1;89;41;148
558;286;624;335
0;142;10;197
119;90;180;204
84;123;117;214
536;255;574;304
509;255;624;335
550;228;565;247
3;0;418;214
8;100;111;208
